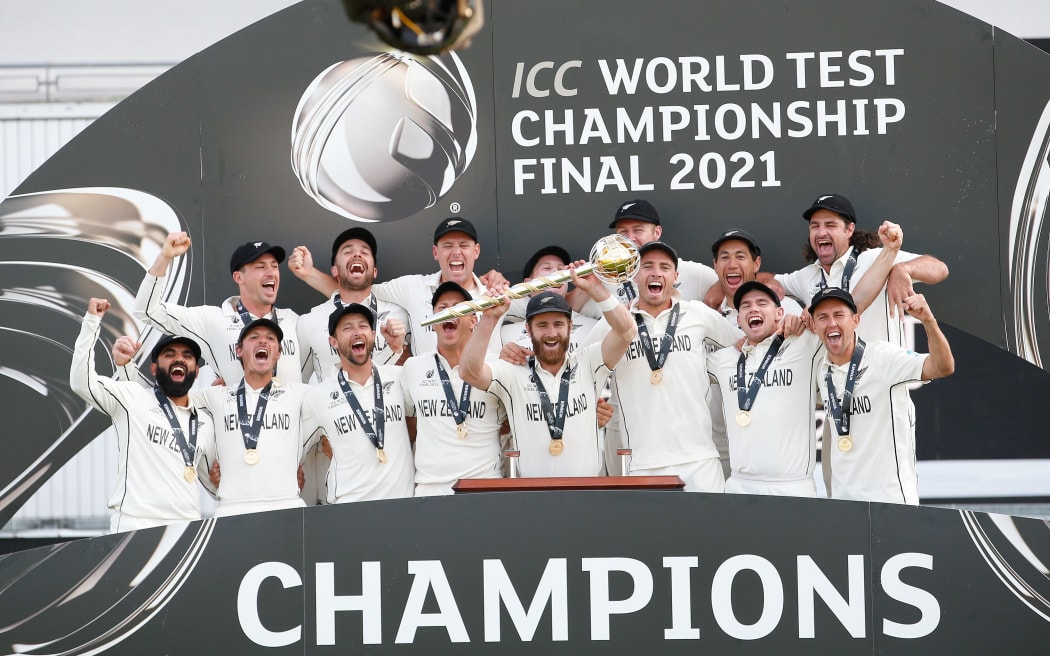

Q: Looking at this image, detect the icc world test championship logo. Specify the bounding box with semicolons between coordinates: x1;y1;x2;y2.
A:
290;51;478;223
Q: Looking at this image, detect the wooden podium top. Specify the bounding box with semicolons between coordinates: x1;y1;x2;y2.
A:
452;475;685;493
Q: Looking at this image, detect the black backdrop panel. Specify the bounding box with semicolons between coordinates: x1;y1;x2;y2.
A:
3;494;1050;653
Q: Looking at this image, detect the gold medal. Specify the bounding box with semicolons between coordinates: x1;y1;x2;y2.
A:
183;466;196;483
376;448;388;464
549;439;564;456
735;410;751;427
837;436;853;452
456;423;468;440
650;369;663;385
244;449;260;465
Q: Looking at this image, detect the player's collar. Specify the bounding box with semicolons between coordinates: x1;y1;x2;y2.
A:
816;248;855;278
242;378;276;394
533;353;574;379
435;349;459;370
339;364;375;387
331;290;374;305
719;296;735;317
742;331;781;355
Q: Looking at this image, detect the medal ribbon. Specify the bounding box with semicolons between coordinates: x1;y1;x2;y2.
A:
634;302;681;373
824;338;866;436
528;357;574;441
235;299;278;326
337;366;385;450
736;334;785;412
153;386;198;468
236;379;273;451
818;248;858;292
434;354;471;430
620;281;636;301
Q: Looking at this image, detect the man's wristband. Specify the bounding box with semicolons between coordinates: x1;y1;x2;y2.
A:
596;296;620;313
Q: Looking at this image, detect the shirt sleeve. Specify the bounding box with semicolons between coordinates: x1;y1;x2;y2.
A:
296;314;318;383
678;259;719;300
69;313;133;417
189;388;213;413
113;361;152;386
581;316;612;347
775;269;808;303
299;387;324;456
371;275;420;309
580;342;612;391
195;411;219;497
875;342;928;386
485;359;517;407
698;303;741;348
134;273;220;364
400;363;417;418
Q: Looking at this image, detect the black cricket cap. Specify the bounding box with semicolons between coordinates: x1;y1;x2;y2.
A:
638;241;679;268
802;194;857;224
331;227;378;265
230;241;286;273
433;217;478;243
733;281;780;310
238;317;284;344
431;281;473;307
608;199;660;229
808;287;858;315
328;303;376;335
150;334;204;365
522;245;571;279
711;228;761;258
526;291;572;320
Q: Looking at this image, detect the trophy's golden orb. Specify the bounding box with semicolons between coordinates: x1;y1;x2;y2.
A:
588;233;640;285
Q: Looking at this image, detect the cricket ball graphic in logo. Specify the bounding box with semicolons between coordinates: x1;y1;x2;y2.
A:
291;51;478;223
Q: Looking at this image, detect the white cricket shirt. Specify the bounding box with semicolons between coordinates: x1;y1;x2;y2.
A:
587;298;740;470
712;295;804;472
488;342;610;477
304;364;415;503
194;380;317;517
816;339;928;504
401;351;506;491
707;330;824;484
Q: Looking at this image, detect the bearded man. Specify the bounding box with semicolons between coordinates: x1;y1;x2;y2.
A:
71;297;215;533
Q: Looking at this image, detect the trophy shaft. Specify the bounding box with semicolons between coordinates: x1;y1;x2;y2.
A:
421;262;595;326
420;234;637;327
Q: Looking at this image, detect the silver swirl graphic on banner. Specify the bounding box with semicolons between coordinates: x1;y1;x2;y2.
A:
290;51;478;223
1008;99;1050;368
0;520;215;654
960;510;1050;623
0;187;188;527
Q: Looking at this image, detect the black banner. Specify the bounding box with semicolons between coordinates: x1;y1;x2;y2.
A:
0;494;1048;653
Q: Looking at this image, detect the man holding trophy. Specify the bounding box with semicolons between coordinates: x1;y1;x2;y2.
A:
458;236;639;477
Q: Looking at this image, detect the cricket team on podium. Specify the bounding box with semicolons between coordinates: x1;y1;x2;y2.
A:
70;194;954;533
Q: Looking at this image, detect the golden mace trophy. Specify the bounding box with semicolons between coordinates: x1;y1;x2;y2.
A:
421;234;640;326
